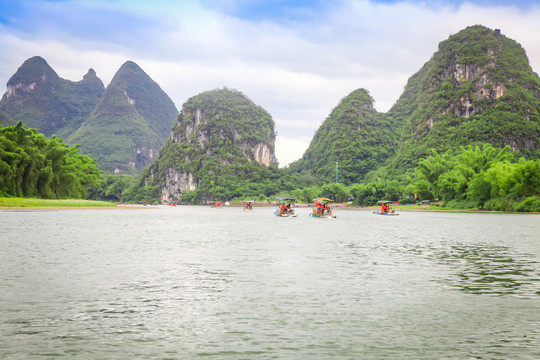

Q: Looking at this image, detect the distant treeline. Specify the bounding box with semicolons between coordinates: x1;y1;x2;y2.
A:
2;122;538;211
0;122;101;198
89;144;540;212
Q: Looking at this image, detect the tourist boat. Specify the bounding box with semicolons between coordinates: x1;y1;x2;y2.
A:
310;198;336;218
373;200;399;216
243;200;254;211
274;197;297;217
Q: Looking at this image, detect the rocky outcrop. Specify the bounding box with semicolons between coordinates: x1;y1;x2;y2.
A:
245;142;275;166
438;47;508;119
177;106;276;168
111;146;156;174
162;168;198;203
6;81;39;99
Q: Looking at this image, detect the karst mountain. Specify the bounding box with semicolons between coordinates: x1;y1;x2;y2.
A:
0;58;178;173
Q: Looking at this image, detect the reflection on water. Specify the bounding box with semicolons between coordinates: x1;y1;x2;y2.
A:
406;242;540;297
440;244;540;297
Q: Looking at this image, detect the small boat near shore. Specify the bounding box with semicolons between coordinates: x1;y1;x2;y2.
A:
243;200;253;211
374;200;399;216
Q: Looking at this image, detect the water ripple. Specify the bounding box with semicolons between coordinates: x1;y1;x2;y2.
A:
431;244;540;297
1;208;540;359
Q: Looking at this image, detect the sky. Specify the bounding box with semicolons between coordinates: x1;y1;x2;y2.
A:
1;0;540;166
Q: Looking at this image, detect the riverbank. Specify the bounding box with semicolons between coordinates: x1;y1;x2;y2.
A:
0;197;117;208
2;198;535;213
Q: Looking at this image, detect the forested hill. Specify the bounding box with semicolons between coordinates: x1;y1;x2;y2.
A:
287;89;400;185
105;61;178;140
0;56;104;139
387;25;540;173
0;57;178;174
67;61;178;174
140;88;279;204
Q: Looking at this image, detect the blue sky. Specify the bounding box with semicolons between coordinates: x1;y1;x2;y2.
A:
1;0;540;165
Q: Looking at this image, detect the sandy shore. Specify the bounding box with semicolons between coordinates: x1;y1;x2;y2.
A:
0;204;156;211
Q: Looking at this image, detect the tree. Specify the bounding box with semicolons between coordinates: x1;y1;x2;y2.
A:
0;122;101;199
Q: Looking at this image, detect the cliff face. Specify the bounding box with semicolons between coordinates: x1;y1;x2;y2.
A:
389;25;540;170
144;88;277;203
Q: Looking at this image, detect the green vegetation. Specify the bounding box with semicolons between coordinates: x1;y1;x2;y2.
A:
0;122;101;199
67;84;162;173
0;197;115;207
413;144;540;211
87;173;139;203
0;57;177;174
2;26;540;213
293;143;540;212
110;61;178;139
288;89;401;185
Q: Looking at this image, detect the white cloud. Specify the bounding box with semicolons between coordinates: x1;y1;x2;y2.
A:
0;32;128;84
275;134;312;167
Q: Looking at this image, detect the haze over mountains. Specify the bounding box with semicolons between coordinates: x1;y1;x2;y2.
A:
1;25;539;195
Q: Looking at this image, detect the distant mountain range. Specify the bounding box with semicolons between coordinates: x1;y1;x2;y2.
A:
1;25;539;201
0;57;177;173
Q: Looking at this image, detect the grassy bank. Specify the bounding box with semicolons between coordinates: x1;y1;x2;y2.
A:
0;197;117;208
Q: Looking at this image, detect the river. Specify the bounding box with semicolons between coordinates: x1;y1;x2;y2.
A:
1;206;539;359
